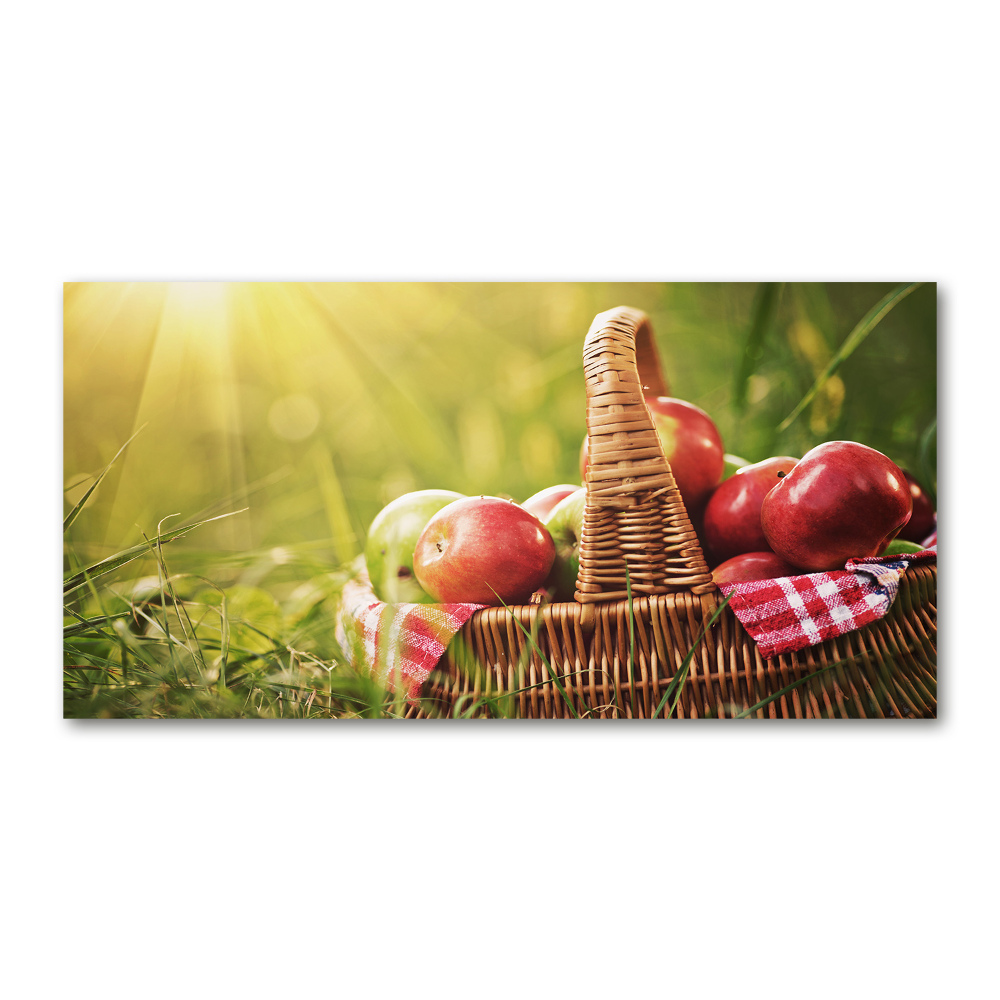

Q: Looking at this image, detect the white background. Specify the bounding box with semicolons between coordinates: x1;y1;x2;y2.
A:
3;2;996;998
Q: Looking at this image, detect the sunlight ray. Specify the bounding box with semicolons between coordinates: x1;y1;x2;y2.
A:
99;283;251;550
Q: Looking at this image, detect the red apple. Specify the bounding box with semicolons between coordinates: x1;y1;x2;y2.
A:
521;484;582;521
897;470;936;543
722;453;751;479
702;456;799;565
364;489;466;603
760;441;913;572
921;530;937;549
712;551;802;587
580;396;725;513
413;496;556;606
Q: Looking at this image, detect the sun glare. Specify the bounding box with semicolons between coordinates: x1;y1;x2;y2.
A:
167;281;229;311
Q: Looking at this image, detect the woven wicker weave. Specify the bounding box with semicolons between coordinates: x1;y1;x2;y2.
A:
416;307;937;719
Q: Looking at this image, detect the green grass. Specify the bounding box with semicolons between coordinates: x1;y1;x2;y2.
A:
64;474;387;718
777;282;924;433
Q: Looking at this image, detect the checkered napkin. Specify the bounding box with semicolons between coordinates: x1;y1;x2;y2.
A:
717;549;936;659
335;559;486;704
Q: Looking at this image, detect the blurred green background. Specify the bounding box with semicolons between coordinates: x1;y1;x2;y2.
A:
63;282;937;575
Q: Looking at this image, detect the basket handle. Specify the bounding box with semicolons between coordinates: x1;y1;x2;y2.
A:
575;306;715;602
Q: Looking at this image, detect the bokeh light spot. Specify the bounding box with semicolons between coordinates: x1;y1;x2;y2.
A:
268;394;320;441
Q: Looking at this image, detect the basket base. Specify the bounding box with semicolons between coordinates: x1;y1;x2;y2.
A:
416;565;936;719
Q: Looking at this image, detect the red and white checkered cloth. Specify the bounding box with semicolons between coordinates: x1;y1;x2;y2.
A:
336;559;486;704
717;548;936;659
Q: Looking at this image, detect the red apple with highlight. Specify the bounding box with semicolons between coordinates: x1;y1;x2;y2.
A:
413;496;556;606
702;456;799;565
364;489;466;603
722;453;751;480
760;441;912;572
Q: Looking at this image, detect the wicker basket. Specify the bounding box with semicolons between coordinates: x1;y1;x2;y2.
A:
416;306;937;719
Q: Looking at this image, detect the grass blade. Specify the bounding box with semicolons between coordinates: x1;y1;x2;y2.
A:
63;608;130;639
734;662;839;718
63;423;148;533
734;283;782;412
491;589;579;719
777;282;923;432
651;592;733;719
310;443;359;565
63;508;248;596
919;417;937;507
733;640;927;718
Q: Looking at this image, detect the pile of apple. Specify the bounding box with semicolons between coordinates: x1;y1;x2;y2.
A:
363;395;936;606
364;487;575;606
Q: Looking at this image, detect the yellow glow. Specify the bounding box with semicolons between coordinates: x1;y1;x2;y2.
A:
268;393;321;441
166;281;229;312
63;281;522;551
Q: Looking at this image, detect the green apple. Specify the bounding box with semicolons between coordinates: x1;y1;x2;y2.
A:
880;538;924;556
365;489;465;603
541;487;586;602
